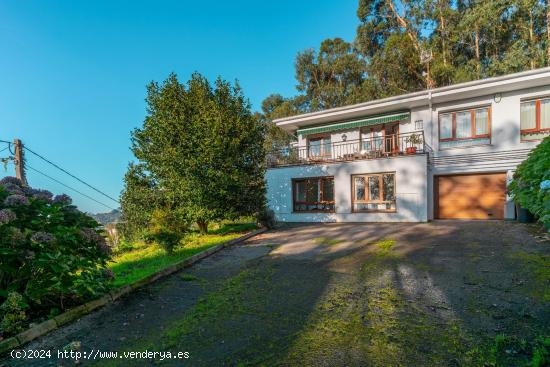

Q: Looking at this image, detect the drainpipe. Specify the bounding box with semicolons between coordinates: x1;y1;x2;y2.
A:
427;89;434;221
428;89;433;149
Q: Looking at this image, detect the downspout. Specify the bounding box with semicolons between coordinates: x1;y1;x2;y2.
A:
427;89;434;221
428;89;433;151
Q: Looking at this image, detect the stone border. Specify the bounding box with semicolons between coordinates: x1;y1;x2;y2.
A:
0;228;267;354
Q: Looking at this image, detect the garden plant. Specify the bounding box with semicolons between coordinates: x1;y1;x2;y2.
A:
0;177;112;337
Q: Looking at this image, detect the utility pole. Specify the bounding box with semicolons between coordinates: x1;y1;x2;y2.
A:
14;139;28;186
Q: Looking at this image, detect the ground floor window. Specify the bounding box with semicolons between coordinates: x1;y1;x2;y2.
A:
352;172;396;212
293;177;335;212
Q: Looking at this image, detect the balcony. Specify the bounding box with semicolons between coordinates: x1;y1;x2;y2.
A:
266;131;425;168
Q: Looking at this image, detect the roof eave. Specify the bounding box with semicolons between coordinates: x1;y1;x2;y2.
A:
275;67;550;132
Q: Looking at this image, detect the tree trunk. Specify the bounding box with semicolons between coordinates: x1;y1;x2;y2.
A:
439;11;448;66
387;0;420;51
474;24;481;77
529;10;535;69
197;221;208;234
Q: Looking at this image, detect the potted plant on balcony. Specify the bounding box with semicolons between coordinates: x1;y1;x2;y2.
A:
405;133;422;154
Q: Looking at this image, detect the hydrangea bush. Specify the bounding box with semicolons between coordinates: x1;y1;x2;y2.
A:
509;136;550;230
0;177;112;337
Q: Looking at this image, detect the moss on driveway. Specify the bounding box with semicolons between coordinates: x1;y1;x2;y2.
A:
4;221;549;367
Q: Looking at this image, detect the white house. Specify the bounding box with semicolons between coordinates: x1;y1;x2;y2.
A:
265;68;550;222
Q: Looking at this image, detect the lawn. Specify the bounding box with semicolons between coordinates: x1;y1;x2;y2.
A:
108;222;258;288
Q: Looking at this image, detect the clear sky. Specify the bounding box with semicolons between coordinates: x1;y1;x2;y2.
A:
0;0;358;213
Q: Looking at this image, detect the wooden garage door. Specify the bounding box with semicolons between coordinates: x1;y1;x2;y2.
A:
435;173;506;219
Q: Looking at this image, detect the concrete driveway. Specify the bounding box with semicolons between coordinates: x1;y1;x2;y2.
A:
3;221;549;367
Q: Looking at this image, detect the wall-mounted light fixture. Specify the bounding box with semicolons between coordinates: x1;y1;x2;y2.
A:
342;134;347;141
494;93;502;103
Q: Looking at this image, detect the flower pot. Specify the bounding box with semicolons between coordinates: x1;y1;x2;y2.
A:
515;203;535;223
406;147;417;155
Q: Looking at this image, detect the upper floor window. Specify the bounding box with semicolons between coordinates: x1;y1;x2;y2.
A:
439;107;491;149
293;177;335;212
307;135;331;158
520;98;550;141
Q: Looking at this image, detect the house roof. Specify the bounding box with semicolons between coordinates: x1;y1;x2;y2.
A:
275;67;550;132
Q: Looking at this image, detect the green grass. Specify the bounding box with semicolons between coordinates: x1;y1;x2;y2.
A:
108;222;257;288
179;273;198;281
374;239;395;251
510;251;550;301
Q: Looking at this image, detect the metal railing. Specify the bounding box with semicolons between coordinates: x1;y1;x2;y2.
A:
267;131;425;168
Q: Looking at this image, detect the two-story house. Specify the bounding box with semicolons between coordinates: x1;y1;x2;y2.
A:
265;68;550;222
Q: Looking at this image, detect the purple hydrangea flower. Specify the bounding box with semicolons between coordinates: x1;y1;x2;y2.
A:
4;194;30;206
81;228;111;255
2;183;25;195
52;194;72;205
0;209;16;224
80;228;97;242
30;231;55;244
0;177;22;186
30;189;53;202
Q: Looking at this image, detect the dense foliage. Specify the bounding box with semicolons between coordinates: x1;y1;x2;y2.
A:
263;0;550;125
121;73;266;239
0;177;112;336
509;137;550;228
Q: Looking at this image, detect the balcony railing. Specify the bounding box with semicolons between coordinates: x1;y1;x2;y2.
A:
267;130;425;168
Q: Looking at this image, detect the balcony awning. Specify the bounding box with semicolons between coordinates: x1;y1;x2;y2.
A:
296;111;410;136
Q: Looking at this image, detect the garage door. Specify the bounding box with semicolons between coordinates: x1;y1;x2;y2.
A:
435;173;506;219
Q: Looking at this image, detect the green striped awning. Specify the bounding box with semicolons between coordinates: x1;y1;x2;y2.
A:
296;111;410;136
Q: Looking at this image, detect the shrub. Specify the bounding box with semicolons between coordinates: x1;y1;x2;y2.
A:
0;292;28;335
0;177;112;336
509;137;550;229
256;207;276;229
144;229;181;254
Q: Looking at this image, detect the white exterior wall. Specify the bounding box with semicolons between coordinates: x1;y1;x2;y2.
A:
271;80;549;223
266;154;428;223
423;85;546;220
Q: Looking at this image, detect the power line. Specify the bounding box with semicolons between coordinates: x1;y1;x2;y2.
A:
23;145;120;204
26;165;117;211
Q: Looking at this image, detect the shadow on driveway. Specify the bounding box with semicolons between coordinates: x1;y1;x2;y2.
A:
3;221;549;366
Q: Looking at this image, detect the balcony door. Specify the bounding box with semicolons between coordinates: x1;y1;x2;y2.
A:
384;123;399;153
361;123;399;154
307;135;331;159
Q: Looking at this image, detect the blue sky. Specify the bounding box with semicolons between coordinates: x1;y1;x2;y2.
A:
0;0;358;213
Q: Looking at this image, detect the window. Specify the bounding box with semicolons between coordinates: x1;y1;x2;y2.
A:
361;127;384;152
520;98;550;141
293;177;335;212
439;107;491;148
352;173;396;212
308;135;331;157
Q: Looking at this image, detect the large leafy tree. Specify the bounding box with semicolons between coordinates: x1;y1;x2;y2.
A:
262;0;550;125
119;163;159;239
122;73;265;235
295;38;369;110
